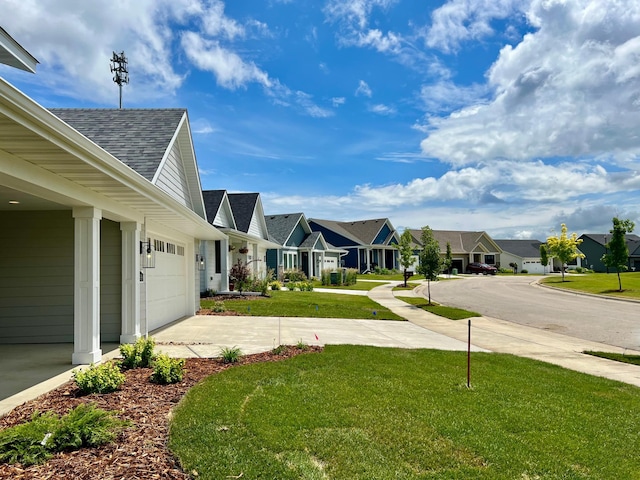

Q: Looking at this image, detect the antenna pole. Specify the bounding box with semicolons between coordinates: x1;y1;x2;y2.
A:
110;51;129;109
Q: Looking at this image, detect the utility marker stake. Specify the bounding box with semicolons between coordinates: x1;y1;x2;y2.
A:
467;319;471;389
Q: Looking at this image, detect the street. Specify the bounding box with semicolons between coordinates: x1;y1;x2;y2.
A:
426;274;640;350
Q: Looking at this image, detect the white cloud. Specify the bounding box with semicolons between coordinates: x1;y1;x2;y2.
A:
181;32;271;89
324;0;398;30
332;97;346;107
421;0;640;166
350;29;401;53
191;118;216;134
424;0;526;53
355;80;372;97
369;103;396;115
419;80;488;112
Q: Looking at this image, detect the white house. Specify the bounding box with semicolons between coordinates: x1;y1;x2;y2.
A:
0;29;226;364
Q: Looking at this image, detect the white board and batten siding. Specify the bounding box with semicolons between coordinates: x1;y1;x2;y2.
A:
154;141;194;210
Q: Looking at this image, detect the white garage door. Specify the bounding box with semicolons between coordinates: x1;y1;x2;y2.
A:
147;244;187;331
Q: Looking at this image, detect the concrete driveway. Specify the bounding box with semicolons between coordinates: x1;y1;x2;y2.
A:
427;274;640;350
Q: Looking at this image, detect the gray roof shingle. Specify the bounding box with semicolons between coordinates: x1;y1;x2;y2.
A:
265;213;304;246
49;108;186;181
309;218;392;245
228;193;259;233
494;239;543;258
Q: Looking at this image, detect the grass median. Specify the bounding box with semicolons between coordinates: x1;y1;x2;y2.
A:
540;272;640;299
170;345;640;479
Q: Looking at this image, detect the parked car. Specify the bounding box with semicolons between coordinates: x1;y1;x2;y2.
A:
466;262;498;275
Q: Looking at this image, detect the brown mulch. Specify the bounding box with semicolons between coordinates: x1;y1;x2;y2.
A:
0;345;322;479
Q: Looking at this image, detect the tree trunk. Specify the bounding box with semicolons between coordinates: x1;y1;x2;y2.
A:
617;271;622;291
427;279;432;305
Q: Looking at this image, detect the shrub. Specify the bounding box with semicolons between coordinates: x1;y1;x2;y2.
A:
73;362;126;395
220;346;243;364
212;301;226;313
119;336;156;369
284;269;307;282
0;404;127;466
272;345;285;355
345;268;358;286
150;354;185;384
286;281;300;291
269;280;282;291
521;269;528;274
296;339;308;350
229;259;251;292
320;269;332;286
299;281;314;291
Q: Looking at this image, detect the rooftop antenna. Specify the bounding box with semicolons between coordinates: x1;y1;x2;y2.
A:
110;51;129;109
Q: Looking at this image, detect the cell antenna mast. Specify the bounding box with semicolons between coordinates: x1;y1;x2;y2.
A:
110;51;129;109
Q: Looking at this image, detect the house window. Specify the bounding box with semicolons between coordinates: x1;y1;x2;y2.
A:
154;239;165;252
485;255;495;265
166;243;176;254
176;246;184;256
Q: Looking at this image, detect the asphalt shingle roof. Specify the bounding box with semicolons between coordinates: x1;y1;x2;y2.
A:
494;239;543;258
265;213;304;246
202;190;226;226
409;229;497;254
309;218;391;245
300;231;322;249
228;193;259;233
49;108;186;181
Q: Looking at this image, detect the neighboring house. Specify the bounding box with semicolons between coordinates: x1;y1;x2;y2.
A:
265;213;346;279
308;218;399;273
201;190;279;292
495;239;546;274
0;30;226;364
578;234;640;272
409;230;502;274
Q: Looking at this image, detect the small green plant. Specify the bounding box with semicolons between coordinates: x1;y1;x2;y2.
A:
150;354;186;384
212;301;226;313
220;346;243;364
320;269;332;286
73;362;126;395
521;269;528;274
272;345;286;355
0;403;127;466
300;281;314;291
119;336;156;369
296;339;308;350
269;280;282;290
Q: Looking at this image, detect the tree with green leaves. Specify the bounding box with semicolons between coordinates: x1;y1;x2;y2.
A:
601;217;635;292
395;229;415;287
545;224;584;282
416;226;441;304
444;242;453;276
539;244;549;275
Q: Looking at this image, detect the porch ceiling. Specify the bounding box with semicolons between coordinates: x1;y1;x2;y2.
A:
0;80;224;240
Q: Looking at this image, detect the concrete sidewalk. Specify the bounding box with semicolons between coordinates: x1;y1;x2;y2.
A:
368;282;640;387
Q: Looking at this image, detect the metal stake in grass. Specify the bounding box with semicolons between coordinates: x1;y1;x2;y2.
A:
467;319;472;388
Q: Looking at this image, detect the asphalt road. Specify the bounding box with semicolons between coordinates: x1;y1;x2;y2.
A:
426;274;640;351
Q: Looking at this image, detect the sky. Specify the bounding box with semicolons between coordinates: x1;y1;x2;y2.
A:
3;0;640;241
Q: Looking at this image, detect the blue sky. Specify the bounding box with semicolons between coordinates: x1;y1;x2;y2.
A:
3;0;640;240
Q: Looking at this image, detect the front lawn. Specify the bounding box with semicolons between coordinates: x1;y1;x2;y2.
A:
585;351;640;366
311;280;387;291
540;272;640;299
201;290;404;320
170;346;640;479
397;296;480;320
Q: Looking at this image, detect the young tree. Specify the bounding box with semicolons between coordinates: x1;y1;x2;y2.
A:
545;224;584;282
444;242;453;276
539;244;549;275
601;217;635;292
394;229;415;287
416;226;441;304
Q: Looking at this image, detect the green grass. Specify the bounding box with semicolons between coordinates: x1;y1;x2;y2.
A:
201;290;404;320
311;280;386;291
585;351;640;366
358;273;423;281
397;296;481;320
170;346;640;479
540;272;640;299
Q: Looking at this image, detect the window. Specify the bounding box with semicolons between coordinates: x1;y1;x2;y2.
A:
485;255;495;265
166;243;176;254
153;239;165;252
177;246;184;256
214;241;221;274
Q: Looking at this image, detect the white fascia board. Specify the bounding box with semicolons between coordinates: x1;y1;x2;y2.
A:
0;28;38;73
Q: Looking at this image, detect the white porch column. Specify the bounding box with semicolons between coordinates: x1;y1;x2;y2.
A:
221;237;229;291
120;222;141;344
72;207;102;365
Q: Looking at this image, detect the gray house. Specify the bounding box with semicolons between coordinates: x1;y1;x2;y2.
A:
495;239;545;273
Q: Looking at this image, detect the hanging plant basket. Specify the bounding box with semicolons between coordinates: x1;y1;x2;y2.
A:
239;247;249;254
229;245;236;252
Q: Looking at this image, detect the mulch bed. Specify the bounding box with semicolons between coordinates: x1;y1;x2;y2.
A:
0;345;322;479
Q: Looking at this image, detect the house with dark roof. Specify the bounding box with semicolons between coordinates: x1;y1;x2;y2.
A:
265;213;346;278
308;218;399;273
201;190;279;291
0;31;226;364
495;239;546;273
409;230;502;274
578;233;640;272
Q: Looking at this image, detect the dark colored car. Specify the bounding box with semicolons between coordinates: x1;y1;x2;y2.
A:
466;262;498;275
